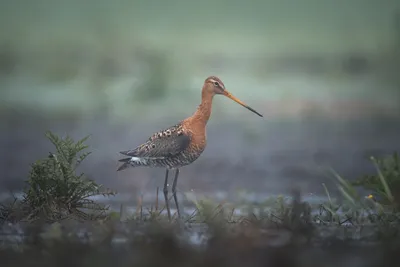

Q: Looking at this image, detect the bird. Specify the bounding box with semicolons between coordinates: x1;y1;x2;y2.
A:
117;76;263;220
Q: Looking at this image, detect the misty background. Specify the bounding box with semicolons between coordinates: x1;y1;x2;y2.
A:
1;0;400;204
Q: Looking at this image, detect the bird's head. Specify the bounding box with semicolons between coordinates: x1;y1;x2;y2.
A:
203;76;263;117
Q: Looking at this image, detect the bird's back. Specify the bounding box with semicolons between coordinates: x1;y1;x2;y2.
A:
117;121;204;171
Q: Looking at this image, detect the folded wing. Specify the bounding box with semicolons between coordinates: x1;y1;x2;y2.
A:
119;123;191;159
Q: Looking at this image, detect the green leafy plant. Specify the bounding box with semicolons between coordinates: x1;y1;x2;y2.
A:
317;175;370;226
316;166;400;241
184;193;229;224
21;131;116;222
351;152;400;207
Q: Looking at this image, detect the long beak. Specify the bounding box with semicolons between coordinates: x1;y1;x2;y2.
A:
223;90;263;117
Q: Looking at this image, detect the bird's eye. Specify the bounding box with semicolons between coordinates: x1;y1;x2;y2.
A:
213;81;219;87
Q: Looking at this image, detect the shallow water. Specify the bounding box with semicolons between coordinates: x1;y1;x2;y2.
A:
2;117;399;198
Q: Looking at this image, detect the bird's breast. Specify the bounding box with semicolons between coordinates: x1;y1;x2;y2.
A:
189;131;206;150
185;128;206;152
182;118;208;152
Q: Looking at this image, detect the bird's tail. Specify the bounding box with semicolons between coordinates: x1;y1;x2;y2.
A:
117;157;132;171
116;156;150;171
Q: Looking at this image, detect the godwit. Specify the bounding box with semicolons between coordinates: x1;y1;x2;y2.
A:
117;76;263;219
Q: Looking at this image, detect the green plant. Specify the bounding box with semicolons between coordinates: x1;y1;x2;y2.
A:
0;196;19;223
315;166;400;241
317;178;369;226
21;131;116;222
184;192;229;224
351;153;400;206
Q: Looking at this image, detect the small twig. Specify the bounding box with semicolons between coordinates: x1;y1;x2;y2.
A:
155;187;159;211
140;194;143;220
136;195;142;218
228;207;235;223
210;202;226;221
270;213;283;222
339;216;353;226
185;207;199;223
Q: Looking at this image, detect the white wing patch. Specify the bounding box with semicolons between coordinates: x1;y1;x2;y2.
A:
130;157;147;164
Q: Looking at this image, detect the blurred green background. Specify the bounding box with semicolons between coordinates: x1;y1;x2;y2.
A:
1;0;400;120
1;0;400;197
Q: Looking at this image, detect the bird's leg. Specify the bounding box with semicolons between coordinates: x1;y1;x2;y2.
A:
172;168;181;218
163;169;171;220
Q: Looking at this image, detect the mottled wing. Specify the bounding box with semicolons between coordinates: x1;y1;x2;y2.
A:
120;123;190;158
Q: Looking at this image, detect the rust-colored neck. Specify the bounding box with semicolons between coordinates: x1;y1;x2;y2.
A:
191;89;214;125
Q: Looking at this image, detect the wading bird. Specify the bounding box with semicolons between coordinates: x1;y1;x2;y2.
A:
117;76;263;220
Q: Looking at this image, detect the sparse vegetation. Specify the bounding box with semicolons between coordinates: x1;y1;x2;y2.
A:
1;131;400;266
351;152;400;207
0;131;116;223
